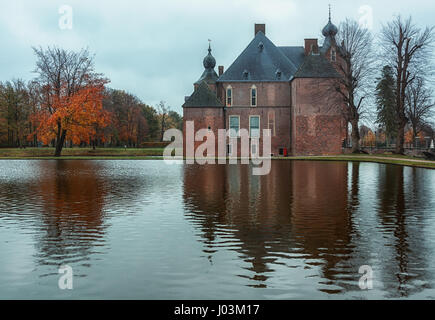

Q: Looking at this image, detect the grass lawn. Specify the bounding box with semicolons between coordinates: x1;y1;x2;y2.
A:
283;154;435;169
0;147;165;159
0;148;434;169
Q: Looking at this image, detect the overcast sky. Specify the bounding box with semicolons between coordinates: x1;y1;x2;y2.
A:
0;0;434;115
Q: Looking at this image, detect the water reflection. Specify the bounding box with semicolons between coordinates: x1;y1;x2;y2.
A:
376;165;433;298
183;161;435;297
0;160;434;299
32;161;107;271
0;161;108;277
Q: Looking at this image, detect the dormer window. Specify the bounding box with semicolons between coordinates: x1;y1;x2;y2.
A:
251;86;257;107
243;70;249;80
331;49;336;62
275;69;282;80
226;86;232;106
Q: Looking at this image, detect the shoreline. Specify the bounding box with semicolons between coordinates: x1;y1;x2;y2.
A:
0;152;434;169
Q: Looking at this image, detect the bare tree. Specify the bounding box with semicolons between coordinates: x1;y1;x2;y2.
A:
379;16;434;154
32;46;100;156
332;19;374;153
157;101;169;142
405;77;434;146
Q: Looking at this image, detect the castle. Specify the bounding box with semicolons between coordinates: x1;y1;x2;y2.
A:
182;14;347;157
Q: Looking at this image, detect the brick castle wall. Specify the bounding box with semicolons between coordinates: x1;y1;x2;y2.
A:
291;78;346;155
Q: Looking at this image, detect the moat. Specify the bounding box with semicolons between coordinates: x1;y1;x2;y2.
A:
0;160;434;299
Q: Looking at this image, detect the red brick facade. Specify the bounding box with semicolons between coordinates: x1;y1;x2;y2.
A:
183;22;347;157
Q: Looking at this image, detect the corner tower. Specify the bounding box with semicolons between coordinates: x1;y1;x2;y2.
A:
194;42;219;91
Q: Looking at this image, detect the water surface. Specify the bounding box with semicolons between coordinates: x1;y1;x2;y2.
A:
0;160;434;299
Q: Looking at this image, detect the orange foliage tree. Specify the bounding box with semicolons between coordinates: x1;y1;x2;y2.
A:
32;80;111;150
362;130;376;147
405;129;425;146
31;47;110;156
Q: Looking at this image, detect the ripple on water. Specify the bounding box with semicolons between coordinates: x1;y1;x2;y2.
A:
0;160;435;299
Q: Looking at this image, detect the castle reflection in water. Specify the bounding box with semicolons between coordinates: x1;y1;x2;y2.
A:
183;161;434;297
0;160;434;298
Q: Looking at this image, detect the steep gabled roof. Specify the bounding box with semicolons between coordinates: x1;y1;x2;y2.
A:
182;81;223;108
294;53;341;78
217;31;298;82
278;46;305;69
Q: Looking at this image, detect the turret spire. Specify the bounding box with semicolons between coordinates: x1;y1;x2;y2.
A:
195;40;219;85
322;5;338;37
329;4;331;22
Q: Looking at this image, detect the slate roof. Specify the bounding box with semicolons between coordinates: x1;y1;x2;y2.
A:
278;46;305;69
195;68;219;85
217;31;298;82
182;81;223;108
293;53;341;78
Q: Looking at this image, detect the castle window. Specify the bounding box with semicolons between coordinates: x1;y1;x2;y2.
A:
251;86;257;107
251;140;258;156
226;86;232;106
331;49;336;62
249;115;260;138
268;111;275;136
229;115;239;137
227;144;233;156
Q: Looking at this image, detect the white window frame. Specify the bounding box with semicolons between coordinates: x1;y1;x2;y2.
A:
251;139;258;157
229;115;240;138
249;115;260;138
250;85;257;107
226;86;232;107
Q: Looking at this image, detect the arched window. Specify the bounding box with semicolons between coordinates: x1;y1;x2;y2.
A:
251;86;257;107
331;49;336;62
226;86;232;106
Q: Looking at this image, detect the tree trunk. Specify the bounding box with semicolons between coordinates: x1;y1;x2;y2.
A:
350;119;360;153
395;122;405;154
55;129;67;157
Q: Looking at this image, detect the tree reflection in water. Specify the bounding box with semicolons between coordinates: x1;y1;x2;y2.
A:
183;161;433;297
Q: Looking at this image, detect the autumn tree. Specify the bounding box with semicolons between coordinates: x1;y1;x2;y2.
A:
32;47;110;156
0;79;31;147
26;80;43;147
405;77;434;147
379;16;434;154
102;89;154;147
362;130;376;147
0;83;7;145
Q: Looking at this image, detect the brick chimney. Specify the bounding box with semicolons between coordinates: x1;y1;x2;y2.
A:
255;24;265;35
218;66;224;76
304;39;318;55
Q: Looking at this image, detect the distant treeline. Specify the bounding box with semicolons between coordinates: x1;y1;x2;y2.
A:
0;47;182;155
